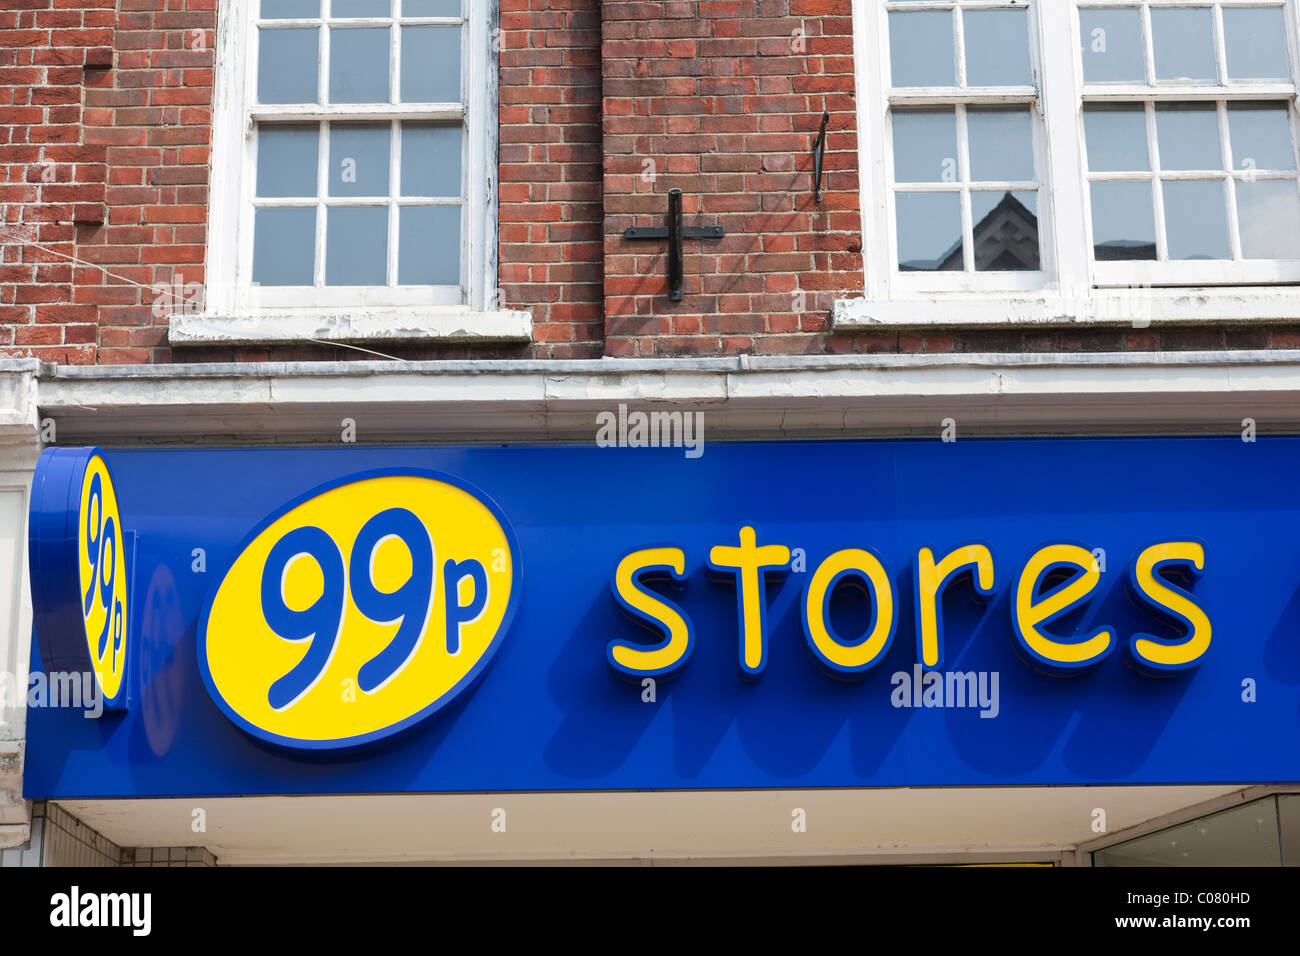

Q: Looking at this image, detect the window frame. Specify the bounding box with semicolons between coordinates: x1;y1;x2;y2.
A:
871;1;1058;294
204;0;498;320
1080;0;1300;288
850;0;1300;325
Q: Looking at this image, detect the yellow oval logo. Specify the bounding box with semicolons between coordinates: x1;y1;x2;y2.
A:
79;454;128;704
198;470;520;749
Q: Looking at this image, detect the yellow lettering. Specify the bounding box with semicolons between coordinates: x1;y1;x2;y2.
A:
915;544;995;669
1013;543;1113;671
803;548;896;675
708;526;791;676
1128;541;1211;671
607;547;693;677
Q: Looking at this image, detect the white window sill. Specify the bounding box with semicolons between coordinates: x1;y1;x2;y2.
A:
832;288;1300;331
168;307;533;347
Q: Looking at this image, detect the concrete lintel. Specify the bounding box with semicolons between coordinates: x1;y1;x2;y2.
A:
834;288;1300;330
168;308;534;347
27;350;1300;444
0;364;40;448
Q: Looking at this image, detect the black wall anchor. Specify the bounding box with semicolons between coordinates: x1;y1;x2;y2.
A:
623;188;725;302
811;109;830;202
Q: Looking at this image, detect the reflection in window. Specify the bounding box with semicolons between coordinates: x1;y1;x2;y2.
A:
1281;795;1300;865
1084;100;1300;262
886;2;1041;276
1078;3;1300;264
897;190;1040;272
1094;795;1300;866
969;191;1040;271
251;3;466;289
891;107;1041;273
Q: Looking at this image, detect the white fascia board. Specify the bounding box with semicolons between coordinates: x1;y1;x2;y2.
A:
834;288;1300;330
0;361;40;446
0;363;37;846
30;351;1300;443
56;785;1245;865
168;308;534;347
542;370;730;404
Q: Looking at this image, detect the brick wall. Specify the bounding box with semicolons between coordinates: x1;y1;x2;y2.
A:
499;0;605;359
2;1;1300;365
0;0;116;365
0;0;606;364
601;0;866;357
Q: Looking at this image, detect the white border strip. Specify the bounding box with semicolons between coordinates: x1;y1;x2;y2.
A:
18;351;1300;442
168;308;532;345
835;288;1300;330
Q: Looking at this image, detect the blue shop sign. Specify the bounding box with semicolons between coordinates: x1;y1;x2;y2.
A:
20;438;1300;797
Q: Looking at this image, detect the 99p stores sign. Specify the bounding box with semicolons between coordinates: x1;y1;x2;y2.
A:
24;438;1300;795
30;446;1218;752
198;469;520;749
31;450;521;751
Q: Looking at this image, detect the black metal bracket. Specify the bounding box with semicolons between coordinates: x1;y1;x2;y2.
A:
811;109;830;202
623;188;725;302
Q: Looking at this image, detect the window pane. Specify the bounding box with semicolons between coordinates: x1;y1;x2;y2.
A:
253;207;316;285
334;0;390;16
1090;180;1156;259
963;8;1031;87
1079;7;1145;84
968;108;1034;181
1084;106;1150;171
401;25;461;101
330;26;390;103
1282;795;1300;866
1237;179;1300;258
329;123;391;197
895;192;963;271
257;124;318;197
403;0;459;14
1223;7;1290;81
1229;103;1296;172
1163;179;1230;259
1094;797;1281;866
891;110;958;183
1156;104;1222;171
261;0;319;18
401;123;462;196
326;206;389;284
888;10;955;88
1151;7;1217;83
399;205;461;284
971;190;1039;271
258;28;319;104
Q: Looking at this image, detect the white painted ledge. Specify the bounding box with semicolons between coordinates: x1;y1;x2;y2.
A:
833;287;1300;330
168;308;534;347
0;360;39;448
29;350;1300;443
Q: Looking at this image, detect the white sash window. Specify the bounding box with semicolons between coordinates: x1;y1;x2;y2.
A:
849;1;1300;327
203;0;502;330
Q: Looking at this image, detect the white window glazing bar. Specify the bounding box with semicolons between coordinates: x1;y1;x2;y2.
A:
1212;1;1229;86
1144;100;1169;261
1140;1;1156;87
315;120;328;287
314;0;331;287
956;103;974;271
954;4;967;89
1218;100;1243;260
388;120;400;286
